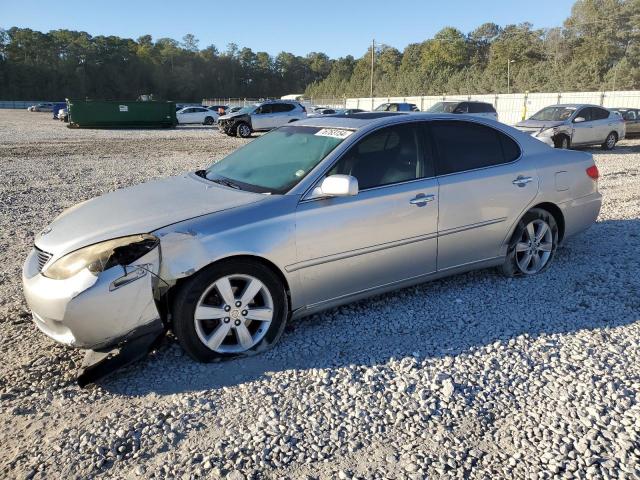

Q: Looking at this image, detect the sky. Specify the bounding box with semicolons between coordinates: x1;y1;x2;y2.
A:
1;0;577;58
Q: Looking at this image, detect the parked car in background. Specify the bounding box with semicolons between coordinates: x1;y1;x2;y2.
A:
515;104;625;150
308;108;338;116
22;113;601;363
227;106;243;114
611;108;640;136
57;107;68;122
52;102;66;119
427;101;498;121
177;106;218;125
28;102;55;112
206;105;229;116
342;109;366;115
217;100;307;137
374;102;419;112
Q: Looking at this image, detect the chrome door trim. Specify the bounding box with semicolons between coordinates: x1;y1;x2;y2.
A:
299;176;437;204
437;217;507;238
294;255;503;316
285;232;438;273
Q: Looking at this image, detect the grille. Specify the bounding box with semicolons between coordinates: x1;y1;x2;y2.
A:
35;247;53;271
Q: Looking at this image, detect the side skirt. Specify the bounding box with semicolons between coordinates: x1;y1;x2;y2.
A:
290;256;504;320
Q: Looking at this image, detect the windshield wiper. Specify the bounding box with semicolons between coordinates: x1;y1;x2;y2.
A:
194;169;207;179
211;177;242;190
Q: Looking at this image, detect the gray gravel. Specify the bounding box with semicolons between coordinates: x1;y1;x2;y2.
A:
1;110;639;479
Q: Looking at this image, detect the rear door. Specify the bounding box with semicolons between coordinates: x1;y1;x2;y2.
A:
270;103;296;128
591;107;614;141
430;120;538;270
294;122;439;307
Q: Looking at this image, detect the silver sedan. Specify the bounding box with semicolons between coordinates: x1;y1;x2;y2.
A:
23;113;602;362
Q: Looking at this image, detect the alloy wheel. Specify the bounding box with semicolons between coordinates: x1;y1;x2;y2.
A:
238;124;251;137
515;219;553;274
606;134;616;149
193;274;274;353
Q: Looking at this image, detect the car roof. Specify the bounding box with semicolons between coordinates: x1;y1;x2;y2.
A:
294;112;515;130
549;103;604;108
437;100;492;104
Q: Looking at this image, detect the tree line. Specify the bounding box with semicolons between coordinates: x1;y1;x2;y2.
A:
0;30;332;101
0;0;637;102
308;0;640;97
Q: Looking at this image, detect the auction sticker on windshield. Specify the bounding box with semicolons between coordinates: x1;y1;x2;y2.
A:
315;128;353;139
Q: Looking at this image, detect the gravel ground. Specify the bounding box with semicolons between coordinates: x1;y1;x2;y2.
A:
1;110;639;480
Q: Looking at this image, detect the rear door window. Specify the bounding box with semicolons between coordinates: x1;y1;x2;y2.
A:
430;120;521;175
591;107;610;120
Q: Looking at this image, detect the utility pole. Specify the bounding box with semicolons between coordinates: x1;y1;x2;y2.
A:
507;59;515;94
370;39;375;99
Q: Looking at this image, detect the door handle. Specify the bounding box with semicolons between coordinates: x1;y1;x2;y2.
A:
409;193;435;206
512;175;533;187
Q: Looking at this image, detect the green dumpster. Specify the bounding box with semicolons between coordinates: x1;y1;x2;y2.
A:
67;99;177;128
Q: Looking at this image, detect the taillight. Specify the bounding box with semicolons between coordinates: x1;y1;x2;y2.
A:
586;165;599;180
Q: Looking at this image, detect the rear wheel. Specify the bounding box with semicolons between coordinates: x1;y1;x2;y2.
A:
602;132;617;150
172;260;288;362
204;116;215;125
236;122;252;138
501;208;558;277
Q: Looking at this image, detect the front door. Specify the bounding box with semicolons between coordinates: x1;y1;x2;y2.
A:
430;120;539;270
251;105;274;130
571;107;596;145
294;122;439;307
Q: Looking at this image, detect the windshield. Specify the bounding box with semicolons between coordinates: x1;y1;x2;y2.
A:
530;106;576;121
233;106;255;115
427;102;459;113
205;126;351;194
374;103;390;111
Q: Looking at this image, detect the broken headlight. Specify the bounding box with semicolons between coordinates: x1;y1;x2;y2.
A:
537;127;558;137
42;234;159;280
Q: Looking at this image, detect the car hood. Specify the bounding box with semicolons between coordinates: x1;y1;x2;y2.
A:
515;119;565;130
35;173;266;256
219;111;249;121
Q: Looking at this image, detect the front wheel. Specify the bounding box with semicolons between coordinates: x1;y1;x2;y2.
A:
236;122;252;138
554;135;570;149
601;132;617;150
172;260;288;362
501;208;558;277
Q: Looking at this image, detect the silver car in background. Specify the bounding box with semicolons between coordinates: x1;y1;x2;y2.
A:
23;113;602;363
516;104;625;149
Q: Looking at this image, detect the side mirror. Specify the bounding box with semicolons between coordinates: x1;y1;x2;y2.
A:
312;175;359;198
574;117;586;123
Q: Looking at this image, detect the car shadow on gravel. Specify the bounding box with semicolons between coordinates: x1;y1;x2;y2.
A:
100;218;640;396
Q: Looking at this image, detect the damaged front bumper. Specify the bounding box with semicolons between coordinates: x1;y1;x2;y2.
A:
22;246;164;350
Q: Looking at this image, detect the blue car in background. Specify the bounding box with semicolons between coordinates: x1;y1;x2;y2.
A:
52;102;66;120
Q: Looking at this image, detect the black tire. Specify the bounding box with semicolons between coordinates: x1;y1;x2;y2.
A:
501;208;559;277
554;134;570;149
601;132;617;150
236;122;252;138
172;259;288;362
203;116;214;125
227;127;237;137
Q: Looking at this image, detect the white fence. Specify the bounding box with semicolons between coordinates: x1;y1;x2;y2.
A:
203;97;347;109
346;91;640;125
